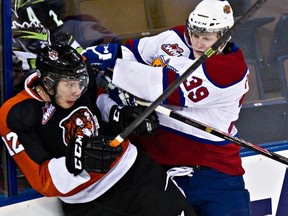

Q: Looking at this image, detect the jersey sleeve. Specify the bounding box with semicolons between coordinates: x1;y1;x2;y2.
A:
112;57;207;107
112;58;164;102
124;30;178;65
0;96;91;197
113;53;249;107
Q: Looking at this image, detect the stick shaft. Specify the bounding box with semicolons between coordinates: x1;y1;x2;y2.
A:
137;100;288;166
110;0;269;147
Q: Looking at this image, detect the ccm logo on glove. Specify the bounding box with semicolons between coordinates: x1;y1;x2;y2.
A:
66;135;89;176
109;105;159;136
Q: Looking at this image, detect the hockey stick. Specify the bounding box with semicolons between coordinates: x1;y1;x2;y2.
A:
110;0;268;147
136;100;288;166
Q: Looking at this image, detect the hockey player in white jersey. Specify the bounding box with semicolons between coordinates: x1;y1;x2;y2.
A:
83;0;251;215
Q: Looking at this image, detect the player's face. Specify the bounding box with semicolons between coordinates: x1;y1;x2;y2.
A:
55;79;82;109
190;32;219;58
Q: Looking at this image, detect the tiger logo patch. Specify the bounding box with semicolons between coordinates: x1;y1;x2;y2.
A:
60;106;99;146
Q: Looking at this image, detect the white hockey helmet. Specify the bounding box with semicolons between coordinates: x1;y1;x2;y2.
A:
186;0;234;37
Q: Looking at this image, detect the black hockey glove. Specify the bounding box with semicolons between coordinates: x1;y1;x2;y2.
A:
66;135;89;176
84;136;123;173
109;105;159;136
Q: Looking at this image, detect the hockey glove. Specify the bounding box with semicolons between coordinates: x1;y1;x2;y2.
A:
109;105;159;136
84;136;123;173
66;135;89;176
82;43;122;76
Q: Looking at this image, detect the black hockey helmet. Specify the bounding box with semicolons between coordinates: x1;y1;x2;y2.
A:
36;43;89;96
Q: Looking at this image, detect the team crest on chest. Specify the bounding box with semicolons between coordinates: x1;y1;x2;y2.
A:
152;55;177;72
42;102;56;124
59;106;100;146
161;43;184;57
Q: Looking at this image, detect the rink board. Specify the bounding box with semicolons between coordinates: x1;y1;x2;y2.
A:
0;149;288;216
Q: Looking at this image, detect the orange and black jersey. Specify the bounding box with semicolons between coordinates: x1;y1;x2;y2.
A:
0;72;134;203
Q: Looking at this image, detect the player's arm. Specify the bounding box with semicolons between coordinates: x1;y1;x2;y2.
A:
0;109;91;197
124;31;171;65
